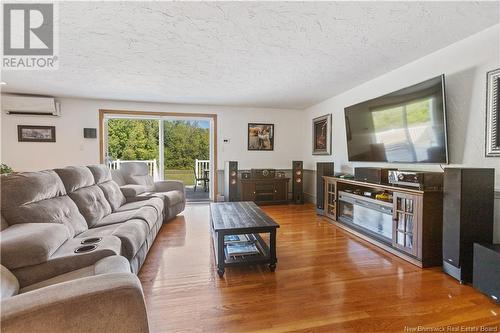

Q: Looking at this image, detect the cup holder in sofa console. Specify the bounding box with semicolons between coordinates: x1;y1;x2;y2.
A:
74;244;98;254
81;237;102;245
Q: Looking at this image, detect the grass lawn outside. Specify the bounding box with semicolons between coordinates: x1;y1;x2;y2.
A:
165;170;195;186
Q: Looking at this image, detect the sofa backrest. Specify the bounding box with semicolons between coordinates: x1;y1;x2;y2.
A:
54;166;112;228
119;162;155;191
0;170;88;236
87;165;126;211
111;169;126;186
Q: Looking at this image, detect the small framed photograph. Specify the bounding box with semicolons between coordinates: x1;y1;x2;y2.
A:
17;125;56;142
248;123;274;151
312;114;331;155
486;68;500;157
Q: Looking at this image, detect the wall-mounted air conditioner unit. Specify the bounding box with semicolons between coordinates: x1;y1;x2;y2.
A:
1;94;61;116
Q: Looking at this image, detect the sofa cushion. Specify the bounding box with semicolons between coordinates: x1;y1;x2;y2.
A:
115;197;163;215
19;255;130;294
54;166;95;193
120;184;148;198
0;223;70;270
1;265;19;299
78;221;150;260
119;162;155;191
87;164;112;184
1;171;87;236
69;186;112;227
96;206;159;230
98;181;126;212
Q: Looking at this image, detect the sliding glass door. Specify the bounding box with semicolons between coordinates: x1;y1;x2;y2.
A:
104;115;213;202
163;120;210;201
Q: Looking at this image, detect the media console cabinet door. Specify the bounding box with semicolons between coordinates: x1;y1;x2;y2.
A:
392;192;421;258
324;178;337;220
241;182;256;201
274;181;287;201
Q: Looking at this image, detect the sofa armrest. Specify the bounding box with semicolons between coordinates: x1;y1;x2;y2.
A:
1;273;149;333
0;223;70;270
120;184;148;198
154;180;185;193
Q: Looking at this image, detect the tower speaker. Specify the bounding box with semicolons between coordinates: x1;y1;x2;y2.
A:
292;161;304;204
224;161;238;202
316;162;334;214
442;168;495;283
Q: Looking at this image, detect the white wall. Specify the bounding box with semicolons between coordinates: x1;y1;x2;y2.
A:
301;25;500;241
1;98;305;172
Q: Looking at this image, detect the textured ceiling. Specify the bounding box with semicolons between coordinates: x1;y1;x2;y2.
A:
2;1;499;109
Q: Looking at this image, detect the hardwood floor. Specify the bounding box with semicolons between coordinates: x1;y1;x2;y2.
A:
139;203;499;333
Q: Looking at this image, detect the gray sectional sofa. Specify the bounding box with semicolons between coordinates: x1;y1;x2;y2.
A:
0;164;186;333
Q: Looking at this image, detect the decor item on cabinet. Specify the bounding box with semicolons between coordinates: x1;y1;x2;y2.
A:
241;172;251;180
224;161;238;202
17;125;55;142
312;114;332;155
473;243;500;303
316;162;334;215
442;168;495;284
388;170;443;190
248;123;274;151
354;167;395;184
83;128;97;138
292;161;304;204
251;169;276;179
486;68;500;157
276;171;286;178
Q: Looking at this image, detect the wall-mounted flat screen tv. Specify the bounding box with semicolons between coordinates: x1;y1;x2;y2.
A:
344;75;448;164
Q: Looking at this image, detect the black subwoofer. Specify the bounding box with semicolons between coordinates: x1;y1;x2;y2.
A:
442;168;495;283
316;162;334;214
473;243;500;303
224;161;238;202
292;161;303;204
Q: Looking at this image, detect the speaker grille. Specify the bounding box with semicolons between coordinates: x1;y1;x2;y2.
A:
292;161;303;204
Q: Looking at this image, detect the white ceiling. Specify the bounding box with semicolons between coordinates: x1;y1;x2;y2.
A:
1;1;499;109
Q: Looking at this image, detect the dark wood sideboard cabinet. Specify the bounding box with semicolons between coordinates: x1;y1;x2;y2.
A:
240;178;290;205
323;176;443;268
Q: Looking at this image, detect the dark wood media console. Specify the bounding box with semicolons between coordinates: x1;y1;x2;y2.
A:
323;176;443;267
240;178;290;205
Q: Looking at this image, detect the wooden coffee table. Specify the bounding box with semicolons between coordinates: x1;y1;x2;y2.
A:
210;201;279;277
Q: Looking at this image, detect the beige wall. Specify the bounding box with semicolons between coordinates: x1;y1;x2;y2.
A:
1;98;305;172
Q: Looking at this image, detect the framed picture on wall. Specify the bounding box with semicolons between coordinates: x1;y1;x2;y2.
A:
248;123;274;151
312;114;331;155
17;125;56;142
486;68;500;157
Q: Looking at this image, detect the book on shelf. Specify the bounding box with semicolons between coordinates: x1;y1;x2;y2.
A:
226;242;260;257
224;234;254;245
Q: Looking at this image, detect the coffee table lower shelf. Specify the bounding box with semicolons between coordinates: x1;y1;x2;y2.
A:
212;232;277;277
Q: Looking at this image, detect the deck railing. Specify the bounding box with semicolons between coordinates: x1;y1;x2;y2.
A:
194;159;210;185
108;159;159;180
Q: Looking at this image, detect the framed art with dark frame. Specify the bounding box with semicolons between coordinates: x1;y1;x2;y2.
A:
312;114;331;155
248;123;274;151
17;125;56;142
486;68;500;157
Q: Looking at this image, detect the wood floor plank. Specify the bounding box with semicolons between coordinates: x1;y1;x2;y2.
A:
138;203;500;333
